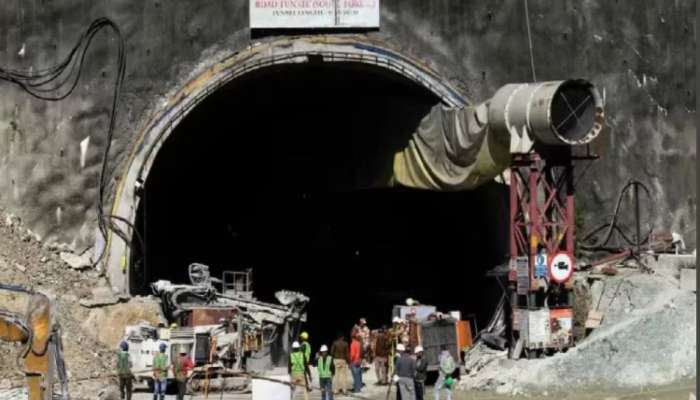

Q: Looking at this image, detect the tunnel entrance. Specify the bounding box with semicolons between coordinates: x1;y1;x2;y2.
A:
129;61;509;346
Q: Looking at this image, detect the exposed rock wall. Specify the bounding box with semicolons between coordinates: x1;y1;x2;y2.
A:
0;0;695;250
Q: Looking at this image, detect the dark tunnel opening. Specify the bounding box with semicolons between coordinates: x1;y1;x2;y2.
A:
129;62;510;347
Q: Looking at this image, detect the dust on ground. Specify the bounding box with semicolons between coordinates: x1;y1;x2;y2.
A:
0;210;156;399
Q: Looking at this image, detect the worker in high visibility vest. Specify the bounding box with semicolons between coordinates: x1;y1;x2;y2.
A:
316;344;335;400
152;343;169;400
116;341;133;400
289;341;310;400
300;331;312;363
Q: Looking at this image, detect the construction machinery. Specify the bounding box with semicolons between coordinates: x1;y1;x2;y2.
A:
123;265;308;393
395;79;603;357
0;284;69;400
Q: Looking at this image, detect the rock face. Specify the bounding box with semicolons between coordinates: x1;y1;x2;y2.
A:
0;0;695;253
80;297;165;348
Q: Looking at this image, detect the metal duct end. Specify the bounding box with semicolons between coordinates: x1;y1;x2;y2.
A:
488;79;604;146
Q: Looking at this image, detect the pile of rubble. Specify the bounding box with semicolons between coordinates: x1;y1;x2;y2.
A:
459;254;697;395
0;210;159;399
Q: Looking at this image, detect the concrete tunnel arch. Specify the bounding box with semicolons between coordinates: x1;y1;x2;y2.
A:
104;35;471;294
101;35;511;345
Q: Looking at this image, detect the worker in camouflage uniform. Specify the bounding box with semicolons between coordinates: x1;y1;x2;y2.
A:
152;342;169;400
373;326;391;385
116;341;133;400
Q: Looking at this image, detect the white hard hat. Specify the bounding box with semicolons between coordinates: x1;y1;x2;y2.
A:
392;316;401;323
396;344;406;352
292;341;300;349
320;345;329;352
414;346;424;354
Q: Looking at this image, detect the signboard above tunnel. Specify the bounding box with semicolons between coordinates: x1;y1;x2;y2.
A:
250;0;380;29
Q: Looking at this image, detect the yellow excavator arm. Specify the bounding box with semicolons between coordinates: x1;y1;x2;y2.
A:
0;286;65;400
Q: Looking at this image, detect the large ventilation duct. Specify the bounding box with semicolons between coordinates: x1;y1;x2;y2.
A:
392;79;603;191
489;79;604;147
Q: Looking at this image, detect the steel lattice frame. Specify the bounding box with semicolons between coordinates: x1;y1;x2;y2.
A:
508;152;575;294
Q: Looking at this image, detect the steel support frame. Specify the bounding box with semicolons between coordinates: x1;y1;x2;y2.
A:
509;152;575;286
507;150;576;352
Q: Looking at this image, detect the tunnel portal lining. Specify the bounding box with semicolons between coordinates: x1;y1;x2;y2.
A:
104;35;468;294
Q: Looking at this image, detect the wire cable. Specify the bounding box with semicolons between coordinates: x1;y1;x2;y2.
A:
523;0;537;82
0;18;127;268
580;180;653;252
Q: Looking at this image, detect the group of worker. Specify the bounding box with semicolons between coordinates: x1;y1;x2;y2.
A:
288;318;457;400
393;344;456;400
116;341;193;400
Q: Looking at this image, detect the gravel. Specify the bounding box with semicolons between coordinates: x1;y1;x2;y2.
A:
0;210;116;400
459;262;696;395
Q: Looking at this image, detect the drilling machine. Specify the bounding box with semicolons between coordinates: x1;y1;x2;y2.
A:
0;284;69;400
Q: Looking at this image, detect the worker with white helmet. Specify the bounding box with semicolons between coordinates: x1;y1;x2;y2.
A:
393;343;416;400
316;344;335;400
414;346;428;400
289;341;310;400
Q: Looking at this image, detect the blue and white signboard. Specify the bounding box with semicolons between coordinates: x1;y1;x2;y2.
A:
534;250;548;279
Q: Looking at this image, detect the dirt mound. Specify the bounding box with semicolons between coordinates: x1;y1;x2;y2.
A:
460;264;696;395
81;299;165;348
0;210;151;399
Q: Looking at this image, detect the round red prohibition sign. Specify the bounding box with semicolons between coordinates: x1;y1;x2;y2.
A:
549;252;574;283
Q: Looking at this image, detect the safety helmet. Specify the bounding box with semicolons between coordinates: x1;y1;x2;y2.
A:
392;316;401;324
159;342;167;352
359;318;367;325
396;344;406;352
320;345;329;352
414;346;424;354
300;332;309;340
170;323;178;329
292;341;301;349
119;341;129;351
444;377;455;388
